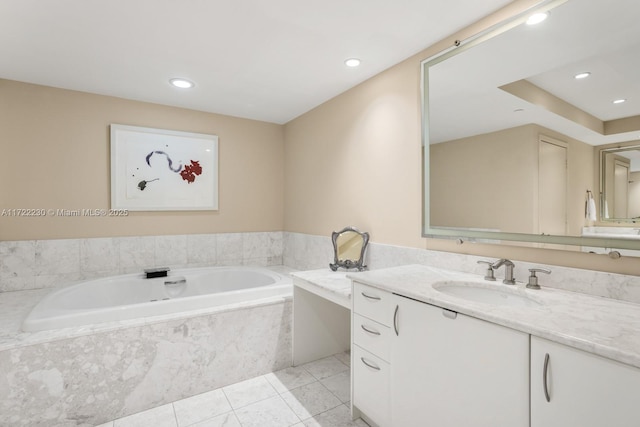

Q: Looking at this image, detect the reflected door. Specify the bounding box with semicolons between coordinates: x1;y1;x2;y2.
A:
614;160;629;218
539;138;567;236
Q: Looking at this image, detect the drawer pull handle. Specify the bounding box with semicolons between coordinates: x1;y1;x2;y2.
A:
360;357;381;371
393;304;399;336
361;292;381;301
543;353;551;402
360;324;381;335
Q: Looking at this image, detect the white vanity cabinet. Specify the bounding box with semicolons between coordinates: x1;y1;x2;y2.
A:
390;293;529;427
351;282;529;427
531;336;640;427
352;282;393;427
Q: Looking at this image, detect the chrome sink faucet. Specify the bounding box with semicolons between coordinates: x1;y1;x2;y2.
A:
491;259;515;285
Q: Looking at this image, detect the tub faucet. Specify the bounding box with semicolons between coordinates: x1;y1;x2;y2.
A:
491;259;515;285
144;267;170;279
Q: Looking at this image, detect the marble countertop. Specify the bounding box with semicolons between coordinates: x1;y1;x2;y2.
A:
290;269;357;308
348;264;640;369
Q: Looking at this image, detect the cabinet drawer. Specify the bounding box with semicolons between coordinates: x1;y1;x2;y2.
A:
353;313;391;362
353;344;390;427
353;282;392;326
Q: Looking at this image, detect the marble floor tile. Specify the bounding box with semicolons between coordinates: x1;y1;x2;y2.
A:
104;354;367;427
113;403;177;427
234;395;300;427
173;388;232;426
222;376;278;409
301;404;369;427
281;381;342;420
334;351;351;368
264;366;317;393
301;356;349;380
320;371;351;403
188;411;242;427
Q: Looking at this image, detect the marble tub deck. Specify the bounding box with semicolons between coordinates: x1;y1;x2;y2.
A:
99;352;367;427
0;265;295;350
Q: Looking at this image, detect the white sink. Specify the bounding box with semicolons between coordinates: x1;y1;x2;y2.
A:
433;282;542;307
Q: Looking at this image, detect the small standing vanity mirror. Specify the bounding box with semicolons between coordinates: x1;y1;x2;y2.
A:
329;226;370;271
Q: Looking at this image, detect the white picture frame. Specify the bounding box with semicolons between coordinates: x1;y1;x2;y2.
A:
110;124;218;211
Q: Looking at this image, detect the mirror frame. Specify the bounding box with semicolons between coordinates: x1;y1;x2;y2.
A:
329;226;370;271
421;0;640;253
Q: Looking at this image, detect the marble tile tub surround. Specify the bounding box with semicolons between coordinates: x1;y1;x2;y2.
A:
0;298;292;427
283;232;640;304
3;229;638;301
0;231;284;292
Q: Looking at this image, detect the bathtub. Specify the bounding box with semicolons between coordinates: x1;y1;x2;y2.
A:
22;266;292;332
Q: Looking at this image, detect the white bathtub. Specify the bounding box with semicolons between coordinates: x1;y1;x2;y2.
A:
22;266;292;332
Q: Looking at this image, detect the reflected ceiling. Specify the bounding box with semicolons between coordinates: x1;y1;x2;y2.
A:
429;0;640;146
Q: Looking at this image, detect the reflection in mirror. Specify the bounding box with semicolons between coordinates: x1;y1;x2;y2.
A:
600;146;640;221
329;226;370;271
423;0;640;253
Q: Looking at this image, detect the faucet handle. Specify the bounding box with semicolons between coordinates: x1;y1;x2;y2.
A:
526;268;551;290
477;260;496;281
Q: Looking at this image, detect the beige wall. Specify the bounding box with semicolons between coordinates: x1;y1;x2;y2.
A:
3;1;639;275
563;130;595;236
430;125;538;234
283;57;424;248
431;124;594;236
283;0;640;276
0;79;284;240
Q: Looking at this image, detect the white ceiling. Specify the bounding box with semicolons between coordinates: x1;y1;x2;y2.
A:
0;0;513;124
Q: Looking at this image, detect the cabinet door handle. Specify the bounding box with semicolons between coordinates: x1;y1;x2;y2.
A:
361;357;381;371
543;353;551;402
360;324;381;335
442;309;457;319
393;304;399;336
361;292;381;301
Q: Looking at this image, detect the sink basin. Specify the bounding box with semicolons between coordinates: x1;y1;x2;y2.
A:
433;282;542;307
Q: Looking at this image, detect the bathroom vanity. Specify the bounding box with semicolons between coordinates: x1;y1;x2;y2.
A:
349;265;640;427
290;226;370;365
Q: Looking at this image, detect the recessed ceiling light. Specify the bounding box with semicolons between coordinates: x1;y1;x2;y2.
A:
526;12;549;25
613;99;627;104
574;72;591;79
170;78;194;89
345;58;361;68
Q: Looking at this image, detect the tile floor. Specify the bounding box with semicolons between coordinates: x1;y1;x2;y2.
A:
98;352;368;427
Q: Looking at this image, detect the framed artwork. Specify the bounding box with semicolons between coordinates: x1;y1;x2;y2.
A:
110;124;218;211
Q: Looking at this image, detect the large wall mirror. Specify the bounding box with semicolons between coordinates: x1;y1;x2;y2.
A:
422;0;640;255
